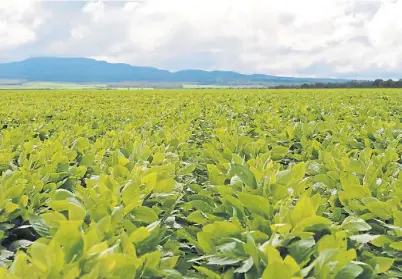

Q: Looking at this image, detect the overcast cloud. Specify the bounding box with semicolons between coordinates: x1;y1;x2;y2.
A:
1;0;402;79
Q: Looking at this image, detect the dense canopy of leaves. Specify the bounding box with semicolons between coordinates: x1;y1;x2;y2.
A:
0;89;401;278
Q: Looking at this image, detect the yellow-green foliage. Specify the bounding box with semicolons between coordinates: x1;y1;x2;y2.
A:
0;89;401;279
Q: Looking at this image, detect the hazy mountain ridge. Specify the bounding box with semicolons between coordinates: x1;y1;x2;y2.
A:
0;57;348;85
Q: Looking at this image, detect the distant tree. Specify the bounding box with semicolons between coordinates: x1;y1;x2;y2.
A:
373;79;384;88
273;78;402;89
384;79;394;88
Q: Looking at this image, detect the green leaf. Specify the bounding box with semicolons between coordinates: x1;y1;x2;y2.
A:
290;162;306;183
48;198;87;221
142;250;162;269
370;235;393;247
9;240;33;252
154;179;176;193
152;152;165;165
390;242;402;251
207;164;226;185
372;257;394;273
306;162;326;176
202;221;242;239
262;263;293;279
187;211;209;225
366;201;393;220
289;237;315;264
207;256;241;266
271;146;289;159
53;221;85;263
341;216;371;232
335;263;363;279
197;221;242;254
235;256;254;273
290;196;316;226
193;266;220;279
350;234;379;244
54;189;75;200
28;242;48;267
238;192;271;218
197;232;214;254
121;182;142;210
178;163;196;175
131;206;158;224
29;214;50;237
295;216;331;230
229;164;257;189
160;256;179;269
317;232;347;254
5;202;18;213
129;227;150;244
76;137;90;152
141;172;158;192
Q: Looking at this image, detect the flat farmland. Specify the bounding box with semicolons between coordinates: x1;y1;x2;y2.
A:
0;89;401;279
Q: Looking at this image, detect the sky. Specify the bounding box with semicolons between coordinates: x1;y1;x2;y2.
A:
1;0;402;79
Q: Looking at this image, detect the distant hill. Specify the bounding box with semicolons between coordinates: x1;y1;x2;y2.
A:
0;57;348;86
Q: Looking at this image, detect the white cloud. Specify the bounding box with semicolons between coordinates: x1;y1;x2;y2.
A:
82;1;105;22
367;0;402;48
0;0;45;50
0;21;35;50
1;0;402;78
70;25;88;40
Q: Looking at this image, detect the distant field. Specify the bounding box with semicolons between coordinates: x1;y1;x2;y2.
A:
181;84;268;89
0;82;107;90
0;81;270;90
0;89;401;278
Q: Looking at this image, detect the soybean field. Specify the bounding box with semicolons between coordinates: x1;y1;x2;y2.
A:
0;89;401;279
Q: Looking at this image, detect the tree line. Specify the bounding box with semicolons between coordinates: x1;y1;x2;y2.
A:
273;79;402;89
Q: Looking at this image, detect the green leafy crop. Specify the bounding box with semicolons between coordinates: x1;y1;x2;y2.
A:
0;89;401;279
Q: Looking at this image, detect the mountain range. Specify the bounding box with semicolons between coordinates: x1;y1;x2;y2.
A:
0;57;347;86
